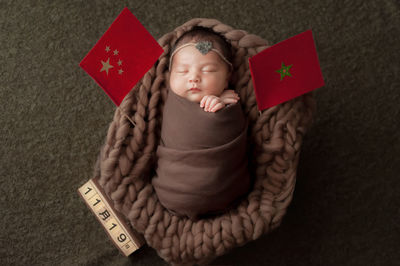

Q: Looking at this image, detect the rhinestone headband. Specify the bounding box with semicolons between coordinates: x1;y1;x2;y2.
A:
169;41;233;70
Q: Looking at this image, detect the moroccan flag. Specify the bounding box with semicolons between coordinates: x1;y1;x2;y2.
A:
79;7;164;106
249;29;324;110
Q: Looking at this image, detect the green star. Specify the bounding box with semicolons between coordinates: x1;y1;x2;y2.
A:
276;62;293;81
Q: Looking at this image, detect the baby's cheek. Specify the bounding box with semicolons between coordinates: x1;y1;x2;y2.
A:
169;76;184;94
208;78;226;95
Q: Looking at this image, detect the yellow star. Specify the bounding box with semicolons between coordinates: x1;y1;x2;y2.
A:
117;59;123;66
100;58;114;75
113;49;119;56
118;69;124;75
105;46;111;52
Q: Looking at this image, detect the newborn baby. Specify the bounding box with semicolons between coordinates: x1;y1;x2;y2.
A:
168;29;239;112
152;26;251;221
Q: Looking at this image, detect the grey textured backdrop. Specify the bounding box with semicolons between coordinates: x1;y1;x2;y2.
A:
1;0;399;265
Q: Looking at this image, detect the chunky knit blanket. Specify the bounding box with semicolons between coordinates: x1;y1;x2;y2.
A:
93;18;315;265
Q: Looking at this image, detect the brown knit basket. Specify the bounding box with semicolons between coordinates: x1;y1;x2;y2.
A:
93;18;316;265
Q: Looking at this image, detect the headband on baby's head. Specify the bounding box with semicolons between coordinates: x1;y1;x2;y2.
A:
169;41;233;70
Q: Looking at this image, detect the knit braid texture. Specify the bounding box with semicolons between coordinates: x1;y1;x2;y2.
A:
93;18;316;265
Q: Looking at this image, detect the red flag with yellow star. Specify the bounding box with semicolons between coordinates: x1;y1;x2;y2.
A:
79;7;164;106
249;29;324;110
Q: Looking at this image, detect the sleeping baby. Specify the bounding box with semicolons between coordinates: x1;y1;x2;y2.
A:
152;26;251;221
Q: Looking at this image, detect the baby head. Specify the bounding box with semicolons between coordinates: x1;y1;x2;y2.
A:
168;26;233;103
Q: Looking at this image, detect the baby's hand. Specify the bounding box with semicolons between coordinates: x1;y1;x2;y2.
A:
220;90;240;105
200;95;225;112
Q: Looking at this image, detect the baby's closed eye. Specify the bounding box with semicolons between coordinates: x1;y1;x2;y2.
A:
202;67;217;72
176;69;188;74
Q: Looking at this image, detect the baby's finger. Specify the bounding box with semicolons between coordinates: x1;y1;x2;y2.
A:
231;92;239;99
207;98;220;111
221;92;239;102
222;97;239;104
204;97;211;111
229;91;239;97
205;97;216;111
200;96;208;108
211;102;225;112
226;90;237;96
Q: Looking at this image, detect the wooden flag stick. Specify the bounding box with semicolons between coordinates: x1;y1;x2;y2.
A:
118;106;136;127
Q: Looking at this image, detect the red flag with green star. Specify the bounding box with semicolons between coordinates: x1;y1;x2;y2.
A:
79;7;164;106
249;29;324;110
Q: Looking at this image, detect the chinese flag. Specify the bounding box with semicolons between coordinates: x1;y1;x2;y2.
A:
249;29;324;110
79;7;164;106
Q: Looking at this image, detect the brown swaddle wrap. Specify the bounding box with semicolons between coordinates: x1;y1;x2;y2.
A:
152;89;251;220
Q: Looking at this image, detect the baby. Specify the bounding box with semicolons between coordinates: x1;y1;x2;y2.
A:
168;26;240;112
152;26;251;221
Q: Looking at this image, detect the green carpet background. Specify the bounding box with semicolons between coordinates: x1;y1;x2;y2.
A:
1;0;399;265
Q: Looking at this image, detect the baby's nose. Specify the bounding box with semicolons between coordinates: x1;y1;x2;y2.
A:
189;71;200;83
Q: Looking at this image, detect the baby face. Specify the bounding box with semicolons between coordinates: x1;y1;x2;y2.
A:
169;45;230;103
